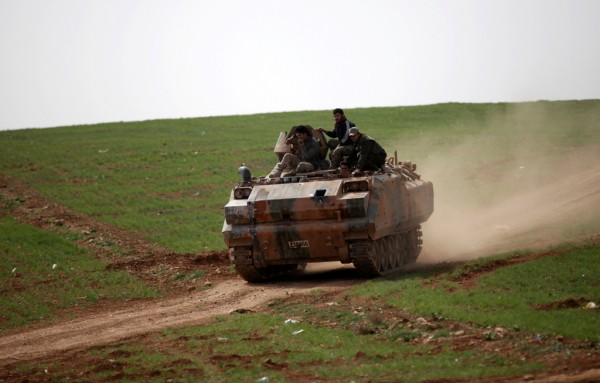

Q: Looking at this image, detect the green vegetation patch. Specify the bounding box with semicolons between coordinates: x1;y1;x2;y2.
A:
0;216;158;331
354;242;600;341
25;312;538;383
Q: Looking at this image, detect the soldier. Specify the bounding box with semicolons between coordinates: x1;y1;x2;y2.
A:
318;108;356;169
348;127;387;175
338;161;352;178
268;125;321;178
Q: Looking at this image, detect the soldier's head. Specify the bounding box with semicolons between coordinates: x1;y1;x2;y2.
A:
348;127;361;142
339;161;351;177
295;125;311;139
332;108;345;123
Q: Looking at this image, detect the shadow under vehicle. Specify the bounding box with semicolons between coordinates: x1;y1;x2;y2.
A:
222;126;434;282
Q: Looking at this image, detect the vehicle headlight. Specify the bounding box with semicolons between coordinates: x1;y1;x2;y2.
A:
234;187;253;199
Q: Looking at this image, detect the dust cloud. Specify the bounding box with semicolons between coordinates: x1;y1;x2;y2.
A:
415;103;600;263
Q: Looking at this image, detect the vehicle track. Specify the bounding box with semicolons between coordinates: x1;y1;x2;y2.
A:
0;276;356;365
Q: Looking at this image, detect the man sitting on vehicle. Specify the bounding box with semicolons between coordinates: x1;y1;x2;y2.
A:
318;108;356;169
268;125;321;178
347;127;387;175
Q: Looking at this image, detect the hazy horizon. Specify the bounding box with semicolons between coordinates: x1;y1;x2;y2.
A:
2;0;600;131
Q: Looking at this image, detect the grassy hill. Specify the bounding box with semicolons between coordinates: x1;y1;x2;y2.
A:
1;101;599;382
1;100;598;254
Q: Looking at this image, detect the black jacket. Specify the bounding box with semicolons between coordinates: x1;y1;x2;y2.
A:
324;119;355;146
299;136;322;169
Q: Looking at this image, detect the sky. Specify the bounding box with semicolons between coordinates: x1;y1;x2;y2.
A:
1;0;599;131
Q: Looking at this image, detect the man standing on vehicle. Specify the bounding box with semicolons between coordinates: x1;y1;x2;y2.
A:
268;125;321;178
318;108;355;169
348;127;387;175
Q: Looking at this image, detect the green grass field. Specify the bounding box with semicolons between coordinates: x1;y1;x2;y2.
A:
14;241;599;382
1;101;599;382
1;101;598;253
0;216;158;329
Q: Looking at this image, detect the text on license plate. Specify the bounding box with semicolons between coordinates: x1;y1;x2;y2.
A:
288;240;309;249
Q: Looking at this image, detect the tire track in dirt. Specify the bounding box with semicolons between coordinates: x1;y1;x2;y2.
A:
0;277;355;365
0;175;361;365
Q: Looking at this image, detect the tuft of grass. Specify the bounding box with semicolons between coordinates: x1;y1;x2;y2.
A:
173;271;205;281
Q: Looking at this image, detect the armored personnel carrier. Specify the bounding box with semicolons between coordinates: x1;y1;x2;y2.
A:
222;126;434;282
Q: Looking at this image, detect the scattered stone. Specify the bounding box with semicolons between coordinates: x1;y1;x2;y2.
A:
416;317;429;326
494;327;508;338
427;322;441;330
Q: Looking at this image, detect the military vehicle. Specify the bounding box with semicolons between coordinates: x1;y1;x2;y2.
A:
222;126;434;282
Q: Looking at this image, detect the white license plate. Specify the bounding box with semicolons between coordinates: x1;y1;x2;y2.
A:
288;240;309;249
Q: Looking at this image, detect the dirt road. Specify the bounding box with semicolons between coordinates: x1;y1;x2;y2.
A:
0;273;358;365
0;176;359;365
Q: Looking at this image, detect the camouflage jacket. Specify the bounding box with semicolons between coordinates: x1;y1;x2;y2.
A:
352;134;387;170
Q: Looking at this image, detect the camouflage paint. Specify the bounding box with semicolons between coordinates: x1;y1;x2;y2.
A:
222;170;433;265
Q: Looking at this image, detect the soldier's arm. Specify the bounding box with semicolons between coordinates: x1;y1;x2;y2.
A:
318;128;336;138
286;135;300;154
356;140;375;170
